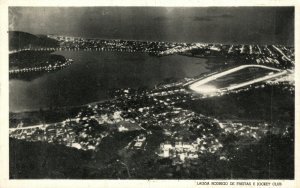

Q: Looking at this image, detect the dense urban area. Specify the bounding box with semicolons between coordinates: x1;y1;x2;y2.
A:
9;31;294;179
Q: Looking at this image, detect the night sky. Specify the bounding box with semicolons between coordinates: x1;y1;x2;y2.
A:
9;7;294;45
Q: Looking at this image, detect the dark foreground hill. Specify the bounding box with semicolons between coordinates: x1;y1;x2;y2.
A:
9;31;59;51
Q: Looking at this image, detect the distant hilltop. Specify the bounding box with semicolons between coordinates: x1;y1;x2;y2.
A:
9;31;59;51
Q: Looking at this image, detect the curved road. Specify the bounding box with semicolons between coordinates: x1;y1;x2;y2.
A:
189;64;286;94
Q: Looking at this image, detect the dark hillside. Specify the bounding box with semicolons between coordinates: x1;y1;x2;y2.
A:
9;31;59;51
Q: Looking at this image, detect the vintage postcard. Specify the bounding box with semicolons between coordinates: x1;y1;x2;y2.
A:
0;0;299;188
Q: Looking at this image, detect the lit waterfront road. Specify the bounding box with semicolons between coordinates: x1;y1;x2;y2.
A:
9;124;48;131
9;118;77;133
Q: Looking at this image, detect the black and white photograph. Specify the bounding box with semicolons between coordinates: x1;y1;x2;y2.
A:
3;4;297;183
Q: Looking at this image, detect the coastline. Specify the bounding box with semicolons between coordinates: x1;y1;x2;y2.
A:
9;98;112;114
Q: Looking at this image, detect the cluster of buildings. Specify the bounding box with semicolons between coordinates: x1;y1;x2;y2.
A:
9;118;107;151
219;120;290;143
9;90;157;151
156;43;294;69
111;86;200;128
109;86;226;163
158;136;223;162
219;121;263;140
47;34;179;54
125;134;147;150
157;43;207;56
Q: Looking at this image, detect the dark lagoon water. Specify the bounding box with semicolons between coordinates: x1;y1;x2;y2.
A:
10;51;215;112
